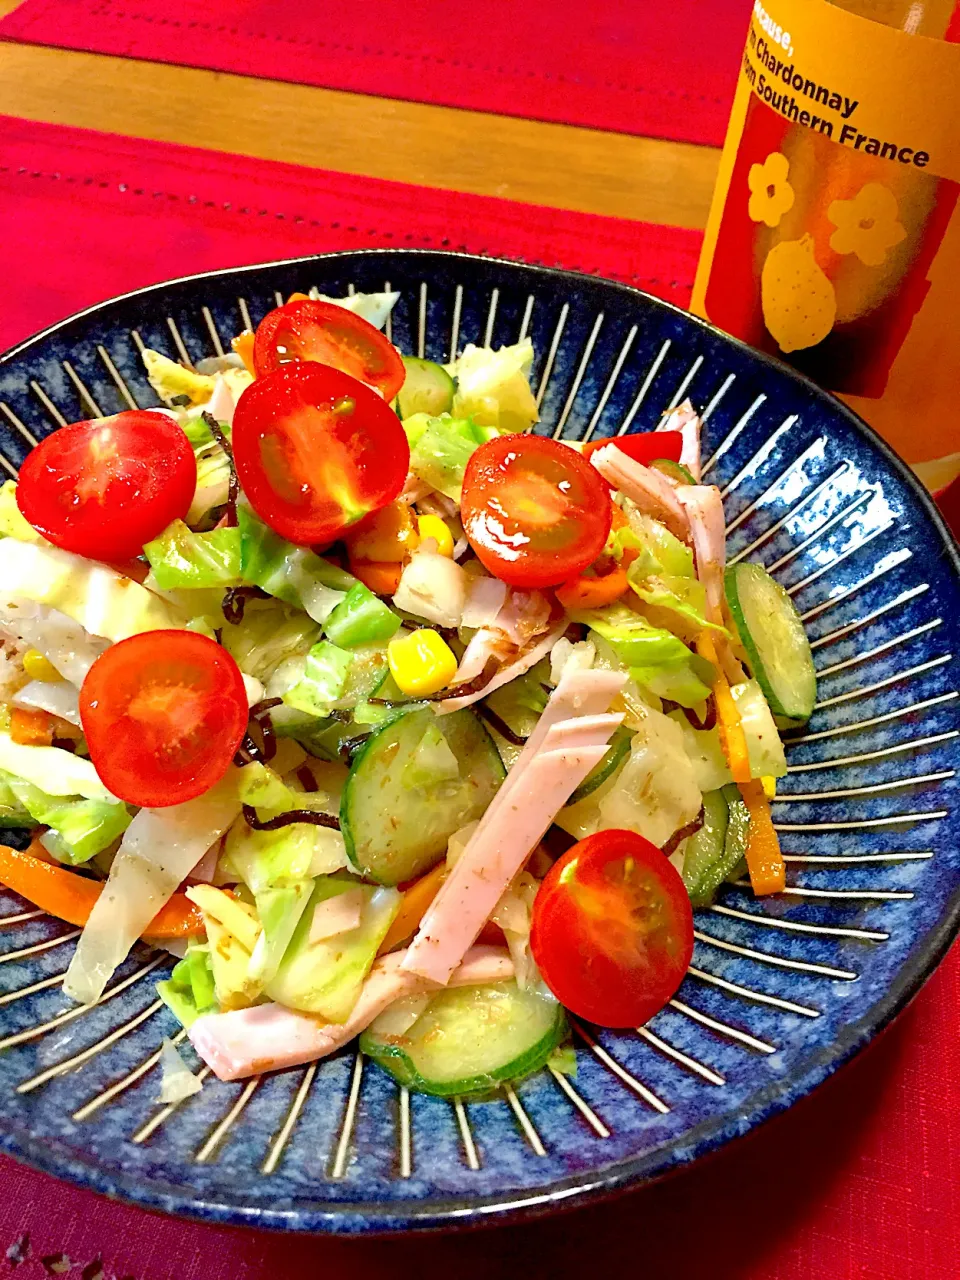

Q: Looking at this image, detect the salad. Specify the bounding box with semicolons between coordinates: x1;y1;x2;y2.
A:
0;289;816;1100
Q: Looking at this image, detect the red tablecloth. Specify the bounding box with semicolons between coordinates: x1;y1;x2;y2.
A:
0;0;750;147
0;115;958;1280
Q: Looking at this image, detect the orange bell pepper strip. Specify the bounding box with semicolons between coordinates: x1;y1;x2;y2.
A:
231;330;256;377
696;631;751;784
10;707;57;747
349;559;403;596
737;779;786;896
378;862;447;954
345;500;418;563
555;564;629;611
0;841;205;938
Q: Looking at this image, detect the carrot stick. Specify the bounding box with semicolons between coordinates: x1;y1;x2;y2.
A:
737;779;786;896
10;708;56;747
378;861;447;954
231;330;256;377
0;841;204;938
697;631;751;784
555;564;629;611
349;559;404;596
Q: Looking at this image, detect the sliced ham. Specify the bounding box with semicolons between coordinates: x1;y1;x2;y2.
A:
658;400;702;482
435;617;567;714
405;667;626;985
676;484;726;623
591;445;689;541
189;945;514;1081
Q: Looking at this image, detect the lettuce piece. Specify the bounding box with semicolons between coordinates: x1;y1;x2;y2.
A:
238;506;353;624
323;583;402;649
247;880;314;986
447;340;539;433
621;512;720;637
10;779;131;864
0;540;185;642
627;566;714;635
220;600;320;683
403;723;460;788
0;734;116;802
405;414;495;501
582;608;713;708
0;773;33;829
157;944;218;1029
282;641;353;718
0;482;45;544
144;520;241;590
265;875;400;1021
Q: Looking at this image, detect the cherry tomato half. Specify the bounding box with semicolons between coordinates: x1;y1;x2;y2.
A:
79;631;248;809
460;435;612;588
530;829;694;1027
16;411;196;562
232;362;410;547
253;299;406;401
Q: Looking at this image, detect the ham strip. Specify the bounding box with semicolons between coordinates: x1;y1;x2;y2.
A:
189;945;514;1081
591;446;689;540
676;484;726;623
435;618;567;714
403;667;626;985
658;400;702;482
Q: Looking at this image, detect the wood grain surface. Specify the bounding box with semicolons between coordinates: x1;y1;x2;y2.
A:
0;38;719;228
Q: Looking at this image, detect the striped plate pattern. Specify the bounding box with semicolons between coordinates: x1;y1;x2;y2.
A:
0;251;957;1233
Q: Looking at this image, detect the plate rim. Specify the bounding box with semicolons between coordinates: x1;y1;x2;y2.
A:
0;248;958;1234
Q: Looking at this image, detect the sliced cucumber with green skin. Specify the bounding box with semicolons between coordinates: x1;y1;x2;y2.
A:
682;784;749;908
651;458;696;484
360;981;567;1097
340;706;504;885
566;726;633;806
397;358;456;420
725;562;816;724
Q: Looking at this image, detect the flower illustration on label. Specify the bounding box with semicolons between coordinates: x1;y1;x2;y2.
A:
827;183;907;266
761;234;837;354
747;152;795;228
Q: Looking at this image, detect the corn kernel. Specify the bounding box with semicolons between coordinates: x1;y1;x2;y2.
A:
761;775;777;800
22;650;63;682
388;629;458;697
417;514;454;558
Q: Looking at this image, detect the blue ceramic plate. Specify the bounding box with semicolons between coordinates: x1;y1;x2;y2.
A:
0;251;957;1234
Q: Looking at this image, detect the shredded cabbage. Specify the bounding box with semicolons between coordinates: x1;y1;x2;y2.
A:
220;600;319;683
238;506;353;624
582;608;714;707
158;1038;204;1102
64;769;242;1004
0;733;115;801
447;339;539;433
144;521;241;590
282;641;353;718
393;550;467;629
0;482;45;544
405;414;492;501
5;776;131;864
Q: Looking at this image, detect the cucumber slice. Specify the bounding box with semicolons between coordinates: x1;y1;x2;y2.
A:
682;784;749;908
566;726;633;806
360;980;566;1097
725;562;816;724
340;706;504;885
397;358;455;420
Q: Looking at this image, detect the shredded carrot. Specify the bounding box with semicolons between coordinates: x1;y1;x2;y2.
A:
378;862;447;954
231;330;256;377
697;631;751;783
0;840;204;938
555;564;629;611
10;707;56;747
349;558;403;596
738;779;786;896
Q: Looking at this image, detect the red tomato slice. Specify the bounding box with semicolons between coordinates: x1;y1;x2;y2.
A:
530;829;694;1027
79;631;248;809
582;431;684;492
253;299;406;401
460;435;612;588
232;362;410;547
16;411;195;562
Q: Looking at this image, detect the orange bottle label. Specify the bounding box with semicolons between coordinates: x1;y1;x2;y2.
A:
692;0;960;491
